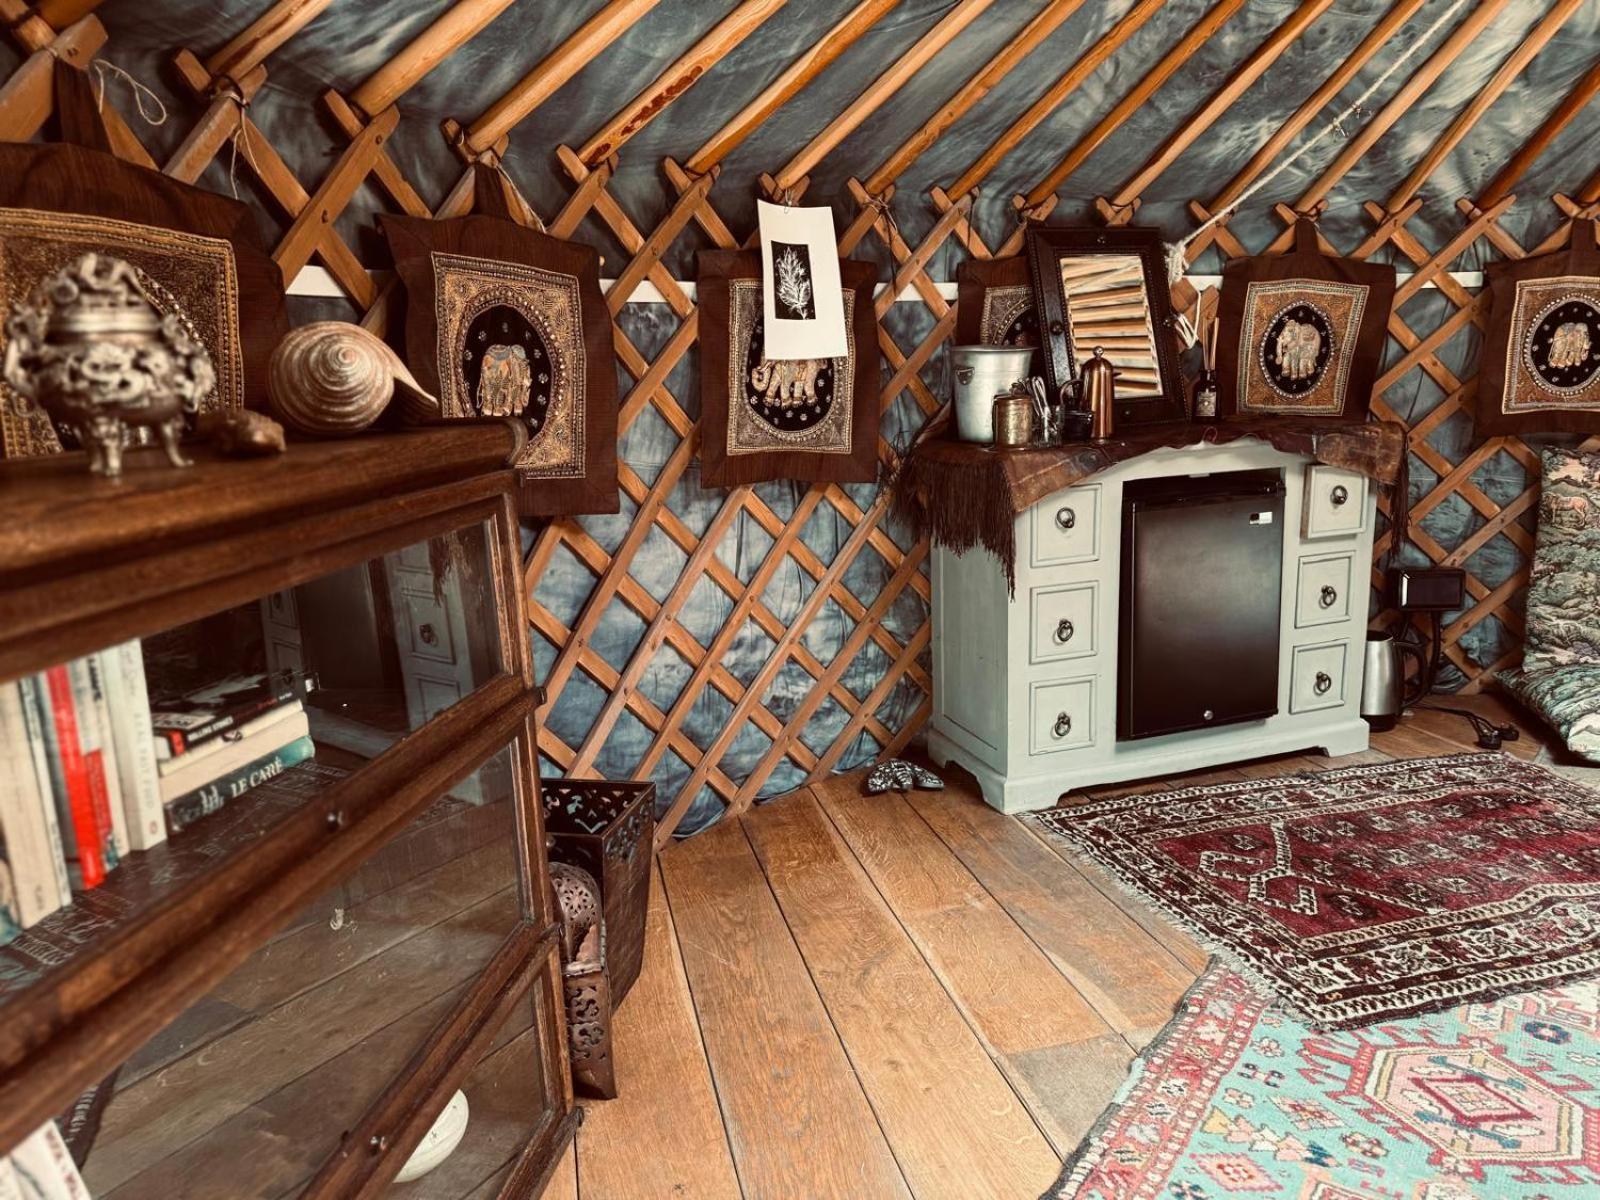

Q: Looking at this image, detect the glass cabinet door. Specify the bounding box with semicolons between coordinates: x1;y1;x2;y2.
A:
0;499;569;1195
72;740;564;1199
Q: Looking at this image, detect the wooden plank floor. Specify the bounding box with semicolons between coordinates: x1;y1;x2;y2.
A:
569;696;1546;1200
76;699;1544;1198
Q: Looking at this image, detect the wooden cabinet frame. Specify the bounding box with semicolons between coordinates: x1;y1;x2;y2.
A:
0;425;574;1193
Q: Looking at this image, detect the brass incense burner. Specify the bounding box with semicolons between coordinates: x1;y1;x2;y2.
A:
3;253;215;477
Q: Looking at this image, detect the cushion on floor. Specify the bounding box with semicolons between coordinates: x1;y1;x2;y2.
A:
1523;445;1600;671
1503;445;1600;761
1503;662;1600;763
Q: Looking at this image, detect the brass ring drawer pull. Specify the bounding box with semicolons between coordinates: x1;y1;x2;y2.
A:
1055;506;1075;531
1052;712;1072;739
1054;618;1074;644
1314;671;1333;695
1330;484;1349;507
1319;584;1338;609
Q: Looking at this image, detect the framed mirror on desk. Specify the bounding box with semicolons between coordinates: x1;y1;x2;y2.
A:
1023;224;1188;429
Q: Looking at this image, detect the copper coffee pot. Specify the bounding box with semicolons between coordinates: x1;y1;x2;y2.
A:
1081;346;1119;441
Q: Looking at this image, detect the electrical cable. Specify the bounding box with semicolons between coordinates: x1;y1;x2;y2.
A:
1414;702;1520;750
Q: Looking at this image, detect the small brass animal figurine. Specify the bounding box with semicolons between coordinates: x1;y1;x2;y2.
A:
197;409;286;457
3;253;215;478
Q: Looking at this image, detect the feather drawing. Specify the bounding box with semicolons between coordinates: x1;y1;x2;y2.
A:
775;247;812;318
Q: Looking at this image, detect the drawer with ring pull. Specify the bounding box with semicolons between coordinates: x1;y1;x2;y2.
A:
1029;677;1096;755
1290;640;1349;714
1302;465;1367;540
1030;484;1100;567
1294;551;1354;629
1029;582;1097;664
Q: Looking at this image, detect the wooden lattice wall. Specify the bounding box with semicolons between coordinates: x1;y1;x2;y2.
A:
2;0;1598;841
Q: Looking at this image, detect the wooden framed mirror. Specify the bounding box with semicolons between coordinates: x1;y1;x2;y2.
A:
1024;225;1187;427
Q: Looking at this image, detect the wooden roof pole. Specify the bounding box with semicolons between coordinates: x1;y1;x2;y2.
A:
1101;0;1335;216
685;0;899;175
0;0;54;49
463;0;660;156
1386;0;1587;213
1477;55;1600;208
578;0;788;166
1572;164;1600;208
864;0;1088;194
1201;0;1428;227
0;13;104;138
349;0;519;119
1293;0;1511;213
774;0;998;192
205;0;335;83
31;0;101;28
1023;0;1249;207
944;0;1162;202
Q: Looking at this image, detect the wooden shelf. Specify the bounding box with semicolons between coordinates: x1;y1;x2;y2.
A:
0;421;522;589
0;759;343;1004
0;432;571;1190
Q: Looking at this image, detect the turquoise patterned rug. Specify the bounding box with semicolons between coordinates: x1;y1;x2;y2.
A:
1046;965;1600;1200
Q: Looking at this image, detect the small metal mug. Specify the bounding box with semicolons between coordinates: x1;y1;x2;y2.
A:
991;394;1033;447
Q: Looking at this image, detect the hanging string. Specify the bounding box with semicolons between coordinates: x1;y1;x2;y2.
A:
224;86;259;200
866;191;903;251
90;59;168;127
1163;0;1474;283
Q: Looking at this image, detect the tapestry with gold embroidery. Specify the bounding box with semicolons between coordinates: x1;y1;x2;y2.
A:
697;251;878;487
1217;219;1395;422
1475;220;1600;437
954;254;1038;350
0;142;285;460
382;212;618;515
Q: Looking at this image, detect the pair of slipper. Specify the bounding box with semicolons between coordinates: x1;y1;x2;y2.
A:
863;758;944;795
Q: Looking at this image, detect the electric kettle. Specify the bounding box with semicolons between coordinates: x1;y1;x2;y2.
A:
1360;631;1427;730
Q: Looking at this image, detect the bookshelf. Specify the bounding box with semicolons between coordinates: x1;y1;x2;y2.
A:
0;422;575;1198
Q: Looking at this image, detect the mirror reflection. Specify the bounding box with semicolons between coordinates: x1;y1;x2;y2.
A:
1058;254;1164;399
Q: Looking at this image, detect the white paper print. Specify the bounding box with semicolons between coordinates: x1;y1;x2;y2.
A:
758;199;847;360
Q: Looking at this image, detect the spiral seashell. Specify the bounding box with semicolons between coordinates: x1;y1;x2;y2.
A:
267;322;436;436
386;348;443;424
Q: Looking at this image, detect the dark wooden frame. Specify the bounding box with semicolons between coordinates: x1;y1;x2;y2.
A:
0;424;574;1195
1023;223;1188;427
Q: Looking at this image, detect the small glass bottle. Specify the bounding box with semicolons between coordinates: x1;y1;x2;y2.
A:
1191;368;1218;421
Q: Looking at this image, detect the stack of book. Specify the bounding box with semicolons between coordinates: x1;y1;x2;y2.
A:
0;643;315;945
151;672;315;833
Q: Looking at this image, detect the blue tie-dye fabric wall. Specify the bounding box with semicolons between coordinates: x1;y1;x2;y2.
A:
12;0;1594;833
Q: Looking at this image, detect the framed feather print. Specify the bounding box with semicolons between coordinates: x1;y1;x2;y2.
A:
697;250;879;487
756;199;848;361
381;210;618;515
1474;220;1600;436
1216;219;1395;422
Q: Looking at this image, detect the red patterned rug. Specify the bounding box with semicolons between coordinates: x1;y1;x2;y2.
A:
1032;753;1600;1028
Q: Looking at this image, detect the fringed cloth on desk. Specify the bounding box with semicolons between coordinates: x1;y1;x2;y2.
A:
891;417;1406;595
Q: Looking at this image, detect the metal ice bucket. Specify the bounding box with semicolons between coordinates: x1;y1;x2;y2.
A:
949;345;1035;443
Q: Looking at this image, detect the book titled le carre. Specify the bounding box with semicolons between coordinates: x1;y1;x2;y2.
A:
161;735;317;834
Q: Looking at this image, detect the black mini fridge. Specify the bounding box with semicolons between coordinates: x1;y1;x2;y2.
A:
1118;469;1285;740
